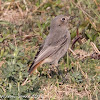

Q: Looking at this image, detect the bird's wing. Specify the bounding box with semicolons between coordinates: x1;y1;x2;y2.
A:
28;46;58;74
34;34;68;64
28;34;68;74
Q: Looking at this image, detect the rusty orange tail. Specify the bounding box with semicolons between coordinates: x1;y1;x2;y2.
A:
28;60;43;75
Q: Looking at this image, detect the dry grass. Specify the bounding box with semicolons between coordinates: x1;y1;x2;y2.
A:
0;0;100;100
38;84;89;100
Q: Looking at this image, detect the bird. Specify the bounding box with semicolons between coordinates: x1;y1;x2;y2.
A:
28;15;71;75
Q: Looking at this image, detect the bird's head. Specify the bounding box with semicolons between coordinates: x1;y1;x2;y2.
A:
50;15;70;29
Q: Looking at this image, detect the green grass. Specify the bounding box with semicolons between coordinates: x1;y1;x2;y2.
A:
0;0;100;100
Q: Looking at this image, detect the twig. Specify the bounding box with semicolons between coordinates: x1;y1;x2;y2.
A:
69;48;76;56
71;35;82;49
90;42;100;54
21;75;30;86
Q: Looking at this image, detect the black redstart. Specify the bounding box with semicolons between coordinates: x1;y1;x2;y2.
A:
28;15;71;75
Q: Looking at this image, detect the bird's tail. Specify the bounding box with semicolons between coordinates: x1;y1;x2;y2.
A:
21;60;43;86
28;60;43;75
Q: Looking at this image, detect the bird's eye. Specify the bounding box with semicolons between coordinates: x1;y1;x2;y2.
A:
61;18;65;21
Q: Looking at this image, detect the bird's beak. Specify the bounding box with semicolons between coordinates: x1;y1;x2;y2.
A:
69;16;76;20
65;15;75;21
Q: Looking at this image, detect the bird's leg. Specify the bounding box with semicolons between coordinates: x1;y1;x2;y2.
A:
53;65;58;72
56;65;63;78
47;64;55;78
56;64;65;79
47;64;58;77
52;64;60;74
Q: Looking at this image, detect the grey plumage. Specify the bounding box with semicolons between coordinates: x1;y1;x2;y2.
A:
28;15;71;75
